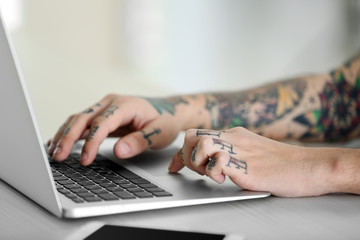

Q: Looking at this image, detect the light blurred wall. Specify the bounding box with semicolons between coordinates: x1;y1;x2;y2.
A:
1;0;359;139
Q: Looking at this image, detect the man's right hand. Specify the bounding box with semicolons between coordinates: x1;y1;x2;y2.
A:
48;94;195;166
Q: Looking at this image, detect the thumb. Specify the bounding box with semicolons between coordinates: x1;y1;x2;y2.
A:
113;119;177;159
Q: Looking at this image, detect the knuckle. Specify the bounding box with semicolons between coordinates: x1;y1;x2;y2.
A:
233;126;246;132
104;93;118;100
198;136;213;150
184;129;196;142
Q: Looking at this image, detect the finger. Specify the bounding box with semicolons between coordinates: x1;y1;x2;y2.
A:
168;148;185;173
79;102;138;165
113;117;177;159
189;135;223;175
205;152;249;185
205;152;228;184
49;118;74;156
168;129;201;174
52;99;111;161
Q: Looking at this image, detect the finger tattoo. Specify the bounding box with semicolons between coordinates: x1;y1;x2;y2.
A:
86;125;99;142
212;138;236;154
226;156;248;174
141;128;161;145
100;105;119;118
191;145;198;162
208;156;217;170
82;107;94;114
62;126;71;136
196;129;224;137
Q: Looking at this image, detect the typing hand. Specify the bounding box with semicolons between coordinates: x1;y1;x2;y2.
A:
49;94;187;166
168;127;326;197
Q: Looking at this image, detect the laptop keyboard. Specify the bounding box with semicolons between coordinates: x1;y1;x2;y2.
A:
50;153;172;203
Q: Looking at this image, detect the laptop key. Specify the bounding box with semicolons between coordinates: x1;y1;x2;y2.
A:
127;187;145;193
71;188;88;193
151;191;173;197
113;191;136;199
138;183;158;189
130;178;151;184
145;187;166;192
71;198;85;203
77;192;96;198
83;197;102;202
133;191;153;198
98;193;119;201
91;189;110;194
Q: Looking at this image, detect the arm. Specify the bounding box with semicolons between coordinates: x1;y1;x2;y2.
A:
200;53;360;142
168;54;360;196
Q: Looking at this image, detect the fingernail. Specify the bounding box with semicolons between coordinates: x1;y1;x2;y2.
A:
118;142;130;155
81;152;88;164
53;146;62;156
168;161;174;171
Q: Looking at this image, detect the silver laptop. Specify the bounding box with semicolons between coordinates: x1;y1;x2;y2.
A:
0;14;269;218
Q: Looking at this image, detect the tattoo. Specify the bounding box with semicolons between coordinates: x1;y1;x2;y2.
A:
212;138;236;154
86;126;99;142
191;145;198;162
207;79;306;129
83;108;94;114
177;148;184;162
100;105;119;118
294;56;360;141
226;156;248;174
141;128;161;145
196;129;224;137
62;126;70;136
83;103;101;114
208;157;216;170
145;97;189;115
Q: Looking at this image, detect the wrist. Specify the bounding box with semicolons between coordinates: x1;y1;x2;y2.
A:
170;94;212;130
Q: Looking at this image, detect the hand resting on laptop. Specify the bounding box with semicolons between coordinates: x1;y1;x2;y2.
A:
50;53;360;197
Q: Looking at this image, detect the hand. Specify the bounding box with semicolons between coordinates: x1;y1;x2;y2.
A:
168;127;332;197
49;94;188;165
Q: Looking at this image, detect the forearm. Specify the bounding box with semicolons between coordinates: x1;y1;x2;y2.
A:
203;54;360;142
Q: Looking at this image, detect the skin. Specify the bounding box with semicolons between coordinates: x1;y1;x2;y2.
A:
50;54;360;197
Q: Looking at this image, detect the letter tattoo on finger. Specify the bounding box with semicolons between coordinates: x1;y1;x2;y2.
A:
177;148;184;162
212;138;236;154
86;125;99;142
100;105;119;118
226;156;248;174
141;128;161;145
196;129;225;137
191;145;198;162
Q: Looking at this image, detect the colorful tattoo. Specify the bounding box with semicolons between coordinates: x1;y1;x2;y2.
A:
145;97;189;115
141;128;161;145
208;79;306;129
294;57;360;141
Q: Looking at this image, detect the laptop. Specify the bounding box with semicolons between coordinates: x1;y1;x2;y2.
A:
0;13;269;218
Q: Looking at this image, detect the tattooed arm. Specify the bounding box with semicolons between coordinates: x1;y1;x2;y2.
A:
197;54;360;142
167;55;360;197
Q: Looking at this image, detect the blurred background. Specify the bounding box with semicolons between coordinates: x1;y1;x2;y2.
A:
0;0;359;140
